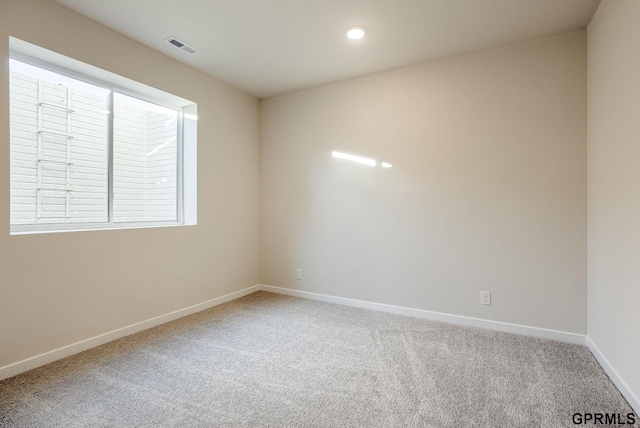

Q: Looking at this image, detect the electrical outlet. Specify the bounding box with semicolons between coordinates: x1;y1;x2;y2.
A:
296;269;302;280
481;291;491;306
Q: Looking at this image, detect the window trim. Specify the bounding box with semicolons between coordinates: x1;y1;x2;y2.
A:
9;46;195;235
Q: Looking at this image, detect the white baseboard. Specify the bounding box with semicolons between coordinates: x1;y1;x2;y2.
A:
259;285;586;345
5;283;637;415
587;337;640;415
0;285;262;381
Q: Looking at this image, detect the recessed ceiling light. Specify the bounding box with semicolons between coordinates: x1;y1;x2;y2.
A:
346;26;366;40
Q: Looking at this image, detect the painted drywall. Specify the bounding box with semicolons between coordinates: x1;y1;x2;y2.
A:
587;0;640;407
261;31;587;334
0;0;260;369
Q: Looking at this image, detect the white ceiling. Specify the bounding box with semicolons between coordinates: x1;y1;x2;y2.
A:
53;0;601;99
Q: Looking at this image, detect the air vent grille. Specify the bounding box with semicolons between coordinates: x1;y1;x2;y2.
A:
164;37;199;55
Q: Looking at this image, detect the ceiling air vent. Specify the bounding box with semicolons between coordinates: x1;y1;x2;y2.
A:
164;37;199;55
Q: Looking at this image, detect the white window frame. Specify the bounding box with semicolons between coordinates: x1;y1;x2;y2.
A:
9;38;197;235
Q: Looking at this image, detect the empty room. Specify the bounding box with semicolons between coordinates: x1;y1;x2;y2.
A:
0;0;638;426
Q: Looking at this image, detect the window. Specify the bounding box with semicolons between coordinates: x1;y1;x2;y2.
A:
112;93;179;223
9;40;197;234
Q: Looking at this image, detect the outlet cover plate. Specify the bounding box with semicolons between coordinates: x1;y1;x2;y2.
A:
481;291;491;306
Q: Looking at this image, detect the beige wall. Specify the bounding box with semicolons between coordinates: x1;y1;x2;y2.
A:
0;0;260;368
261;30;587;333
587;0;640;406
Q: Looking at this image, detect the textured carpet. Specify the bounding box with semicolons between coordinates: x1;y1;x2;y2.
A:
0;291;636;427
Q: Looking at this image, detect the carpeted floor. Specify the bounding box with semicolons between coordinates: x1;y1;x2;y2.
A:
0;291;637;427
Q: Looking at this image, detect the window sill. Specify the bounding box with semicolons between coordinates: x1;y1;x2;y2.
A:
10;221;194;236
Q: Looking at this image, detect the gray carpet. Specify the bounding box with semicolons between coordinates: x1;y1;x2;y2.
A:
0;291;636;427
